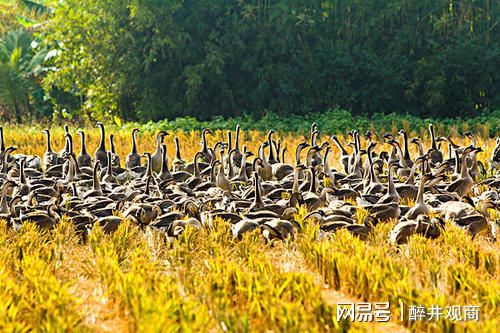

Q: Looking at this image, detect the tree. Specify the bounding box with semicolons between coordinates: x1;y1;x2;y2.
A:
0;29;51;123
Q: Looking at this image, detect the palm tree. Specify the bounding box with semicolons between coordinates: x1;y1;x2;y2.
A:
0;29;49;123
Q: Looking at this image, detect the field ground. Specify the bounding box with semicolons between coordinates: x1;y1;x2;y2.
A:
0;126;498;332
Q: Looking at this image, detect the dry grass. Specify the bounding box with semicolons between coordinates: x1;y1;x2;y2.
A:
0;125;498;332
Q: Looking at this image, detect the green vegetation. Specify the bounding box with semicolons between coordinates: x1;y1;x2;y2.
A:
0;0;498;123
135;109;500;138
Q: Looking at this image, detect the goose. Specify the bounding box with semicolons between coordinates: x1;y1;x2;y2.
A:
261;219;296;242
377;163;400;204
109;134;121;168
445;146;475;197
272;146;294;180
383;133;399;166
158;144;173;181
330;135;349;173
468;146;482;181
76;130;92;167
232;219;260;239
1;146;17;175
94;122;107;167
249;171;265;211
411;137;425;157
83;161;103;199
126;128;141;169
215;160;231;192
398;129;413;168
389;215;443;245
201;128;214;162
266;129;279;165
231;124;244;168
310;130;323;167
172;136;185;171
58;124;71;157
102;152;117;184
42;129;58;170
258;142;273;181
405;174;435;220
428;124;443;165
232;146;252;183
16;204;61;231
387;139;410;177
151;131;168;173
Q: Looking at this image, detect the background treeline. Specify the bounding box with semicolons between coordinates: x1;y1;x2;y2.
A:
0;0;499;124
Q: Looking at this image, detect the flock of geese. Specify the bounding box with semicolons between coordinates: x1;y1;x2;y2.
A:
0;123;499;244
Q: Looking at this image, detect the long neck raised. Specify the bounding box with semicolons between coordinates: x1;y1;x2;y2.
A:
235;125;241;152
63;126;70;152
106;152;113;174
309;167;317;194
202;130;208;151
429;124;437;150
238;154;247;179
253;172;263;207
98;124;105;150
93;164;101;191
227;131;232;152
110;136;116;154
80;132;88;154
45;131;53;152
19;160;26;184
460;152;469;177
145;154;153;177
175;137;182;159
66;135;74;155
70;154;82;175
416;177;427;205
393;142;405;165
131;130;138;154
333;137;347;155
194;153;201;177
267;132;275;161
292;168;300;193
161;146;169;174
295;145;302;166
387;165;396;195
402;132;410;159
155;133;163;154
0;127;4;152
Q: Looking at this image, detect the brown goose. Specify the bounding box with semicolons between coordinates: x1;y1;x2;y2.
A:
428;124;443;165
232;124;243;167
42;129;58;170
445;146;475;197
151;131;167;173
266;129;279;165
330;135;349;173
172;136;185;171
126;128;141;169
77;130;92;167
94;122;107;167
398;129;413;168
201;128;214;162
405;174;435;220
109;134;121;168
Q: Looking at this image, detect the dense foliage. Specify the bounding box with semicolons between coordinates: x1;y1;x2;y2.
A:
0;1;498;124
45;0;498;121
